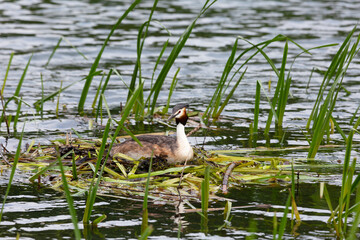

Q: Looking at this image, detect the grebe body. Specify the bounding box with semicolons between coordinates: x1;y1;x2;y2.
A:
110;104;193;164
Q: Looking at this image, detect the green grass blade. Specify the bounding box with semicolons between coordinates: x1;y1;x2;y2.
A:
308;30;360;158
61;36;88;60
277;41;289;128
148;0;217;116
201;166;210;233
264;41;288;133
277;194;291;239
342;116;360;190
72;151;78;180
273;211;278;240
92;72;105;115
141;154;153;235
163;67;180;114
330;115;346;141
45;37;62;68
138;226;153;240
306;26;357;130
13;97;22;132
204;38;238;121
40;73;45;118
239;36;280;78
128;0;158;104
151;39;169;90
78;0;141;114
257;80;279;127
201;166;210;215
14;54;32;101
101;94;112;119
348;185;360;240
0;123;25;222
115;124;142;147
92;214;107;226
253;80;261;147
1;52;14;95
214;68;247;120
83;119;111;224
56;80;63;118
83;79;143;223
56;147;81;240
34;71;101;109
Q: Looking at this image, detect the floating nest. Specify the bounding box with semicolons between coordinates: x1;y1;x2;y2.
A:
1;136;293;205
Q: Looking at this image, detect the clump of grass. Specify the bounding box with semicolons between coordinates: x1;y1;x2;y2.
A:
1;54;32;134
83;77;144;225
307;26;360;159
127;0;159;121
78;0;142;114
203;38;247;124
323;112;360;238
146;0;217;117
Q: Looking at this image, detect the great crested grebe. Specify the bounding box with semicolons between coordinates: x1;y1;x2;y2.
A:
110;103;193;164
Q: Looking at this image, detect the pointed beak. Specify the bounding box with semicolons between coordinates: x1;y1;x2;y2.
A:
168;112;177;121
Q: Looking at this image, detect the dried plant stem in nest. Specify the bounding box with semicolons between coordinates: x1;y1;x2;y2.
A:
222;161;243;194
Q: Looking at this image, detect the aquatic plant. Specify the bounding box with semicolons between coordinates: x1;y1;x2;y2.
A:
201;166;210;232
78;0;142;114
146;0;217;117
0;124;24;223
56;147;81;239
323;112;360;239
141;155;153;237
0;54;32;134
307;26;360;158
203;38;247;124
82;119;112;225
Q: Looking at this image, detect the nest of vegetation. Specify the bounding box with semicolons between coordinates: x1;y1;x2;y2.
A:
1;136;294;205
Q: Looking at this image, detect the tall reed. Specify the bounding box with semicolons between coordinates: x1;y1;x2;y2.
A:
323;112;360;238
78;0;141;114
82;119;111;224
252;81;261;147
203;38;246;124
146;0;217;116
127;0;158;120
82;79;143;224
307;27;360;158
141;155;153;238
1;52;13;95
14;54;32;102
0;124;25;222
201;166;210;232
56;147;81;240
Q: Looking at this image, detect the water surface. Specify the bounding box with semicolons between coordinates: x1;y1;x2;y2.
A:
1;0;360;239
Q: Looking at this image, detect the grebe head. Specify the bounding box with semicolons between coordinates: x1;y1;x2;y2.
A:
168;103;189;125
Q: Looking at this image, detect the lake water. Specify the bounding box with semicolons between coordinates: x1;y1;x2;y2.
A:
1;0;360;239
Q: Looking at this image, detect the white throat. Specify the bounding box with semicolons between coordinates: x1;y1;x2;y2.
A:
175;123;193;162
176;123;188;145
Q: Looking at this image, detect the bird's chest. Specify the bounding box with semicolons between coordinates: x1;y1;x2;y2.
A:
174;138;193;162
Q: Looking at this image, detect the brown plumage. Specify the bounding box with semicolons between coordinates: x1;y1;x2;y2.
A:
110;104;193;164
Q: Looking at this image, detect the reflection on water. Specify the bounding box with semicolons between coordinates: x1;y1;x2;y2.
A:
0;181;342;239
1;0;360;239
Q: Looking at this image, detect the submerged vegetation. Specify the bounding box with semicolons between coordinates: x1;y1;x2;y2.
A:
1;0;360;239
